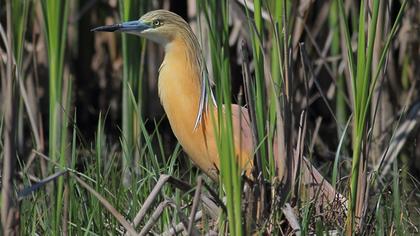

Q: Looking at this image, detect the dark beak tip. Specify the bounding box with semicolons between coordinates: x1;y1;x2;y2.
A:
91;25;120;32
91;26;104;32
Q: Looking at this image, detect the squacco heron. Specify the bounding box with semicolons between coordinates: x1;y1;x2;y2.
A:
93;10;252;181
93;10;343;205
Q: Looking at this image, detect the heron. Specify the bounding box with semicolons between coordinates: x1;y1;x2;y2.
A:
92;10;343;205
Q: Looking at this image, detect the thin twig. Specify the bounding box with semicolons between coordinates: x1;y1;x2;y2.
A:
172;199;200;236
130;174;221;233
18;170;68;199
299;43;339;124
131;174;172;229
161;211;203;236
72;174;138;236
281;203;301;236
188;176;203;235
139;199;171;236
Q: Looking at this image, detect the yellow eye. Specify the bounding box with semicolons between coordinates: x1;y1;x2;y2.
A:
153;19;161;27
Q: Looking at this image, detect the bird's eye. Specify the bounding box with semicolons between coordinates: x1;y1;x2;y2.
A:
153;19;162;27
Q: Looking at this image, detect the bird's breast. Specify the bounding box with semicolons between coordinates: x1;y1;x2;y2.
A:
157;46;219;179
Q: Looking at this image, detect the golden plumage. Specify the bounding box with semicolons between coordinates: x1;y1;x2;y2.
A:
159;36;253;180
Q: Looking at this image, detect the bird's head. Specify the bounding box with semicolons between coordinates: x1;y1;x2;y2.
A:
92;10;191;46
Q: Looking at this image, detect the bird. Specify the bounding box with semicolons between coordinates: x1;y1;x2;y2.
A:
92;10;344;206
92;10;253;181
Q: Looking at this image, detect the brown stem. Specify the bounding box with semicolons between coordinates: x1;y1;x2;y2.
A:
1;0;19;234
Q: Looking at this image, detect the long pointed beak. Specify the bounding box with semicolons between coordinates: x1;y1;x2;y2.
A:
91;20;151;33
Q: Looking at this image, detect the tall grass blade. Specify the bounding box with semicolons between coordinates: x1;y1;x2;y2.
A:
40;0;70;232
118;0;146;186
332;117;351;190
336;0;408;232
198;1;242;234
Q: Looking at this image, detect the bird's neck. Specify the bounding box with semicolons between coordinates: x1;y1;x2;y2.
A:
158;37;203;132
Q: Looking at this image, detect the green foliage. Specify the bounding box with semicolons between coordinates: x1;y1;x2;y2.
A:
198;1;243;234
11;0;30;68
336;0;408;231
118;0;146;186
40;0;70;233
